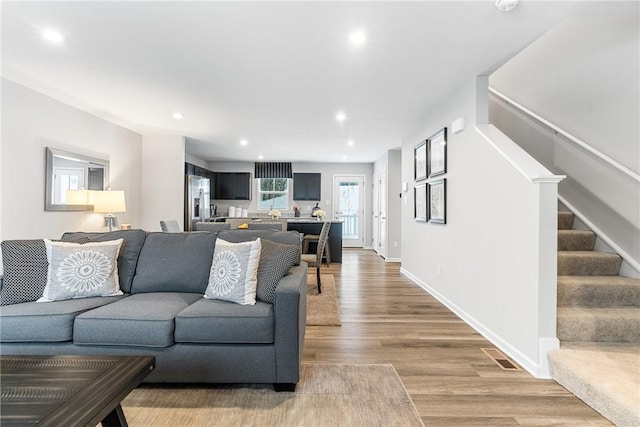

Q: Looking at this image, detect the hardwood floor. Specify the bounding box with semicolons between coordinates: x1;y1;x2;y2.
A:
302;249;611;426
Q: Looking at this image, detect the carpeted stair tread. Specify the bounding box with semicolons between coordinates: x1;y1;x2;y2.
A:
558;211;575;230
557;307;640;342
558;251;622;276
558;276;640;307
548;344;640;427
557;229;596;251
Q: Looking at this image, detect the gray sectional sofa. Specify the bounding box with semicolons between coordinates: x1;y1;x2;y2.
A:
0;229;307;391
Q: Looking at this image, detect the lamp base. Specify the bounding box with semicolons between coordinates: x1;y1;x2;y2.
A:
104;214;118;232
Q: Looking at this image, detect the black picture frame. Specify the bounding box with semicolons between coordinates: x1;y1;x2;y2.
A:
427;127;447;178
414;183;427;222
427;179;446;224
414;140;427;181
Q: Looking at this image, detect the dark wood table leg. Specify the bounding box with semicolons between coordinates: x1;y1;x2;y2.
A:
101;404;128;427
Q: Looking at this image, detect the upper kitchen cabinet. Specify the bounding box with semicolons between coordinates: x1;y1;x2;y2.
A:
293;173;321;201
214;172;251;200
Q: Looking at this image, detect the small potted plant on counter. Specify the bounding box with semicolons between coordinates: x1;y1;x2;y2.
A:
269;208;281;219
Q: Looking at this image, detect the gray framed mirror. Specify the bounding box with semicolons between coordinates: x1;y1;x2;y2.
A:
45;147;110;211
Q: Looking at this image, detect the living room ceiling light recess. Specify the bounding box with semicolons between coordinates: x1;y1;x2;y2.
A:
41;28;64;44
349;29;367;46
240;139;248;146
172;112;184;120
495;0;519;12
336;111;346;123
347;140;354;147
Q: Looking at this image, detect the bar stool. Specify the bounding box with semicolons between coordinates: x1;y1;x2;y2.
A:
302;230;331;267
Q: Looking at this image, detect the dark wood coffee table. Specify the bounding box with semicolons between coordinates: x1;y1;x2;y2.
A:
1;354;155;427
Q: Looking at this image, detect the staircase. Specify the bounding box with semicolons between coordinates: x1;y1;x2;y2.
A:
548;210;640;426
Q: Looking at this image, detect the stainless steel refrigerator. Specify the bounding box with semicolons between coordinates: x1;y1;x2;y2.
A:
185;175;210;231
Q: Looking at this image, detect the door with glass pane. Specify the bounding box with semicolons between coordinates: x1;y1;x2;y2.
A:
333;175;365;247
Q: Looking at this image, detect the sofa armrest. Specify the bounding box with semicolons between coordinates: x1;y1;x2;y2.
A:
273;262;307;385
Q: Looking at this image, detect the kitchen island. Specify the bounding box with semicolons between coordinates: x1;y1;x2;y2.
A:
206;217;343;263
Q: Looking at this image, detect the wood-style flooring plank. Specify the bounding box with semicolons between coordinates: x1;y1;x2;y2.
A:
302;249;611;426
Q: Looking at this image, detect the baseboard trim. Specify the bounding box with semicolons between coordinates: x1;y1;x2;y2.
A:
400;267;553;379
384;257;402;263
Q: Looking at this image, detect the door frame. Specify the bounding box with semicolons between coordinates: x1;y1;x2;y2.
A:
332;174;366;248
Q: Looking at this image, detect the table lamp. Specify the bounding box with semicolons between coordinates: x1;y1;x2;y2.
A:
93;190;126;231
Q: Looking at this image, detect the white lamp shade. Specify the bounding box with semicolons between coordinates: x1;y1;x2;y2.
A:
93;190;126;213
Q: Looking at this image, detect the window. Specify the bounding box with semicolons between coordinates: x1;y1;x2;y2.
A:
258;178;289;210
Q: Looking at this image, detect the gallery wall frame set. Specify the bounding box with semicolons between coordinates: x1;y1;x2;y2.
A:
413;126;447;224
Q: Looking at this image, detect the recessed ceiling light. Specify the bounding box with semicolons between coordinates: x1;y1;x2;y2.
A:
172;112;184;120
495;0;519;12
341;155;347;160
336;112;347;122
41;28;65;44
240;139;248;146
349;29;367;46
347;140;355;147
258;154;264;160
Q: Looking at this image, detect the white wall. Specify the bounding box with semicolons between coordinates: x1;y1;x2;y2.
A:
140;135;185;231
490;16;639;172
0;79;142;241
401;78;560;377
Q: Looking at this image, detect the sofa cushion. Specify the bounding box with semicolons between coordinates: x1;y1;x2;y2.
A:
175;298;274;344
217;229;302;265
131;232;215;294
61;229;147;293
257;239;300;303
0;295;126;342
73;292;202;347
39;239;124;302
205;238;261;305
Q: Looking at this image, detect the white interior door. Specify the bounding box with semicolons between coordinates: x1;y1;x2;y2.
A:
372;171;379;252
378;168;387;258
333;175;365;248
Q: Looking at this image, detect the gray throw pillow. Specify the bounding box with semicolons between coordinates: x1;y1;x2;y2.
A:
1;239;48;305
257;239;300;304
39;239;124;302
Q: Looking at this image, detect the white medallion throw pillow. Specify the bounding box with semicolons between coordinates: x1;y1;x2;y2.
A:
38;238;124;302
205;238;262;305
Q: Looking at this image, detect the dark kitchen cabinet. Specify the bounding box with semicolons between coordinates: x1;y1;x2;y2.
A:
214;172;251;200
293;173;321;201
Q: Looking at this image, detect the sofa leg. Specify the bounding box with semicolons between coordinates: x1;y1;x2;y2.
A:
273;383;296;392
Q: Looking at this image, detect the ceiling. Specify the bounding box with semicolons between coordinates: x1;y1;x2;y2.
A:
1;1;631;163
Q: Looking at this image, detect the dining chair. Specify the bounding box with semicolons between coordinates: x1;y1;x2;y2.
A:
159;220;181;232
300;221;331;293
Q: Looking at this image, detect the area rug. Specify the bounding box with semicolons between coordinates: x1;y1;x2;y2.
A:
306;274;341;326
122;363;424;427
